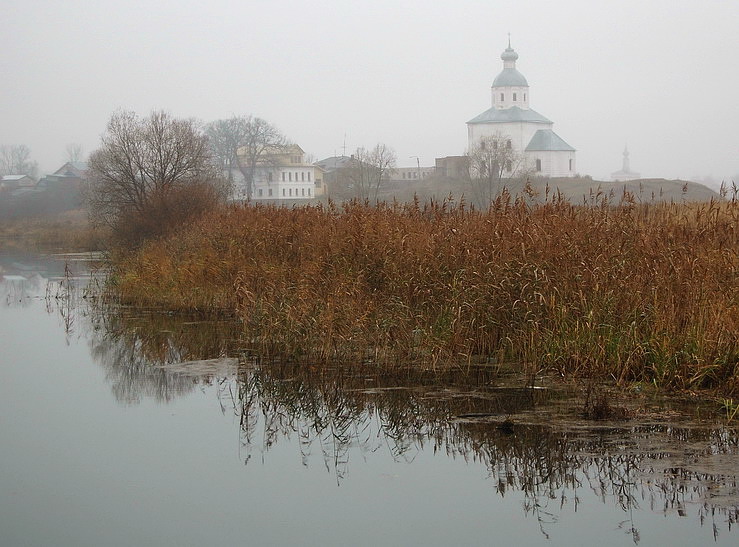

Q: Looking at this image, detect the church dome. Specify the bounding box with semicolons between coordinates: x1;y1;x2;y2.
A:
501;46;518;62
493;68;528;87
493;43;528;87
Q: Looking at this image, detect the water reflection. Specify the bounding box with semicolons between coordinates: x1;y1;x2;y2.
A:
86;308;242;404
32;266;739;542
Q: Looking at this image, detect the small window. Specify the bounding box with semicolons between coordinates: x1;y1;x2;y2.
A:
302;188;305;196
506;140;511;149
269;188;273;197
500;93;504;101
258;189;263;197
535;159;542;172
268;172;273;182
301;172;305;181
289;188;292;196
308;188;311;196
513;93;517;101
289;172;292;181
282;189;286;196
505;160;512;171
569;159;573;171
308;172;311;182
523;93;527;101
281;172;285;182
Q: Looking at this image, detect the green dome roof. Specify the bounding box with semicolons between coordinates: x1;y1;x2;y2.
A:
492;68;528;87
501;46;518;62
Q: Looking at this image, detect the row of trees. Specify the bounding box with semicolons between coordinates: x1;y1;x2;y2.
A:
86;110;402;246
84;109;526;247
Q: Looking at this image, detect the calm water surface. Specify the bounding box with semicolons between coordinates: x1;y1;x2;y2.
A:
1;251;737;546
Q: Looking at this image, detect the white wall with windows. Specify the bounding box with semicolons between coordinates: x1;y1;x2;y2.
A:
253;166;314;200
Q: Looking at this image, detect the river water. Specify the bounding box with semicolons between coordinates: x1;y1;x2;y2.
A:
1;251;737;546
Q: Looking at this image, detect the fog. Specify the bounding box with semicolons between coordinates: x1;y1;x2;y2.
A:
1;0;737;187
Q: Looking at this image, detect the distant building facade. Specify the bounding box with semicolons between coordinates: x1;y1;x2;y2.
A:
467;41;576;177
1;174;36;191
234;144;317;200
435;156;469;179
389;166;435;182
37;161;88;191
610;146;640;182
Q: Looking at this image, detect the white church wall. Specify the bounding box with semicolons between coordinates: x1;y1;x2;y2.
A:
469;122;551;157
527;151;576;178
491;86;530;110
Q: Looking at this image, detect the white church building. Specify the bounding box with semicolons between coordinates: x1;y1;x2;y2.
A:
467;41;576;177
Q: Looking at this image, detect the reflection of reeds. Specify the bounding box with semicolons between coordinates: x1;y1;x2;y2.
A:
228;359;738;539
113;196;738;392
74;300;739;538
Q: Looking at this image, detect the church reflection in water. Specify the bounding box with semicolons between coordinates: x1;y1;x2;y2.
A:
85;303;738;541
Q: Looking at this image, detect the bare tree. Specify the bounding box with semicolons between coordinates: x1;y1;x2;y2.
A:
206;115;286;200
467;134;525;207
204;118;244;183
87;110;225;245
65;143;84;163
0;144;39;179
348;143;397;201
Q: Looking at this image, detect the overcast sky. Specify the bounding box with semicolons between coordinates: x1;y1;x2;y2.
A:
2;0;737;185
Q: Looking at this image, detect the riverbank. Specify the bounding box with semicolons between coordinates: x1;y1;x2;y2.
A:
0;210;106;252
111;196;738;394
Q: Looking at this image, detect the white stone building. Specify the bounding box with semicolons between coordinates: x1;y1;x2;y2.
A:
234;144;317;200
467;41;576;177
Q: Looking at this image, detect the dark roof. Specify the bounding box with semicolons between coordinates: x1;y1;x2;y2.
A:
314;156;356;171
53;161;88;177
467;106;551;125
525;129;575;152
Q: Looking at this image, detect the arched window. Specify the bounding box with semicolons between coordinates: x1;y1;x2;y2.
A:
513;93;517;101
500;93;504;101
535;159;542;172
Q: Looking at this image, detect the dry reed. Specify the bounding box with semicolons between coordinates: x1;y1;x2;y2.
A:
112;193;739;393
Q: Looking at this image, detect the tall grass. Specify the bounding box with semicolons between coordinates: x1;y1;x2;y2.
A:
113;193;738;393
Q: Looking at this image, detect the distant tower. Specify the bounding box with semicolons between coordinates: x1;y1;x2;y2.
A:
611;145;641;181
622;146;631;173
491;36;530;110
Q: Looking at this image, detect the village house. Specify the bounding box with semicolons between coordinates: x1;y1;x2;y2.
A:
37;161;88;191
1;174;36;192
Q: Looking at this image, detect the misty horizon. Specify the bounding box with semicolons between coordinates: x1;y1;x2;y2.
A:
1;1;737;189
